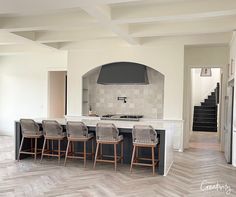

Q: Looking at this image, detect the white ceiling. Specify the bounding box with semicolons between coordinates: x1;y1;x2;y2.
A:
0;0;235;53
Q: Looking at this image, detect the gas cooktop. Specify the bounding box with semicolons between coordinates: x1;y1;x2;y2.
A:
101;114;143;121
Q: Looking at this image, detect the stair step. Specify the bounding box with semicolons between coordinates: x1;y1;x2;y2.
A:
193;126;217;132
194;108;216;113
194;113;216;118
194;106;217;110
208;95;215;99
204;99;216;103
193;122;217;127
201;102;216;106
193;117;217;122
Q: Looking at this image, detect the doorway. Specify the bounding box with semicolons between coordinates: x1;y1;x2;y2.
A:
183;66;226;150
47;71;67;118
191;68;221;133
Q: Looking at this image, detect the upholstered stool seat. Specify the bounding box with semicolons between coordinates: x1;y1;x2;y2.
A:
18;119;43;161
64;121;95;168
130;125;160;175
93;123;124;171
40;120;66;164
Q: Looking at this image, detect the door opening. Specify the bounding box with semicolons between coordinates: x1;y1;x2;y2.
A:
48;71;67;118
191;68;221;133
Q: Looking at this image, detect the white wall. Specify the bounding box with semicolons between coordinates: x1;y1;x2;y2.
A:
0;52;67;135
191;68;220;106
183;45;229;149
230;32;236;167
67;45;184;121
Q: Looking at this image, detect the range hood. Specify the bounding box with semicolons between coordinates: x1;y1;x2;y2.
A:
97;62;149;85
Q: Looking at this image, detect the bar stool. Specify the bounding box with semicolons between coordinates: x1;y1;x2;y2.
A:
93;123;124;171
64;121;94;167
40;120;66;164
18;119;43;161
130;125;160;175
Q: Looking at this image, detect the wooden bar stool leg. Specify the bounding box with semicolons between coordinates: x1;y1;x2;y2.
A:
58;140;61;164
64;140;70;166
130;145;136;173
121;141;123;164
93;142;99;169
84;141;87;168
114;143;117;172
152;146;155;175
18;136;25;161
34;138;37;161
40;138;46;163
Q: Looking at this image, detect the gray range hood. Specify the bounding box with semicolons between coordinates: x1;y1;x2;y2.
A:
97;62;149;85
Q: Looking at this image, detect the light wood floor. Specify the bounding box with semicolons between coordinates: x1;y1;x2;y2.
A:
0;133;236;197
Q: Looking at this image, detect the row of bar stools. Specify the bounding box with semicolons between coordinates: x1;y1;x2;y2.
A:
18;119;159;174
93;123;124;172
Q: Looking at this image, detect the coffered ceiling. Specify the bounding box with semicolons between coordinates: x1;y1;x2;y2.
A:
0;0;235;53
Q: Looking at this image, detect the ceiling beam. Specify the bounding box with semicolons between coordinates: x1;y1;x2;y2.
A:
130;16;236;37
0;11;95;32
141;32;232;46
0;0;141;15
33;29;115;43
112;0;236;24
79;3;139;45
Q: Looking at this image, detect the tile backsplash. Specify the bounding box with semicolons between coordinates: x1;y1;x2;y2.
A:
84;67;164;119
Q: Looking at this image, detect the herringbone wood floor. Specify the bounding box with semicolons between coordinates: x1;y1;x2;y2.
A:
0;133;235;197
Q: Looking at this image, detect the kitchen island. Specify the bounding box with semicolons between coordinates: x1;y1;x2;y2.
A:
15;117;175;176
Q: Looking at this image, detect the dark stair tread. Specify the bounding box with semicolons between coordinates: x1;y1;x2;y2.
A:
193;87;218;132
193;125;217;129
193;121;217;124
194;112;216;116
193;118;217;121
194;106;217;109
194;109;216;112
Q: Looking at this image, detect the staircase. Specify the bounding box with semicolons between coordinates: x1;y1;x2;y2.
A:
192;85;219;132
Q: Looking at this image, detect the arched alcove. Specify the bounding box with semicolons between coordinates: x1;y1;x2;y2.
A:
82;62;165;119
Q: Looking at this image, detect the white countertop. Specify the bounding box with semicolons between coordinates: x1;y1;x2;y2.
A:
32;116;182;130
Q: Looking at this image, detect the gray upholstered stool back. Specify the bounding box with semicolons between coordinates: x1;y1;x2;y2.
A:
42;120;63;136
20;119;40;135
66;121;88;138
132;125;158;144
96;123;119;141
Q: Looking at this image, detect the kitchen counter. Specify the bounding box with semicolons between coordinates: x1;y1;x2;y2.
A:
15;117;176;176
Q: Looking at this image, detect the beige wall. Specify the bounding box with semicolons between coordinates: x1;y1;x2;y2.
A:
0;52;67;135
48;71;67;118
185;45;229;66
67;44;185;120
183;45;229;149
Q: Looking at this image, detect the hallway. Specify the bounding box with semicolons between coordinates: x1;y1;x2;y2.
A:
0;134;235;196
